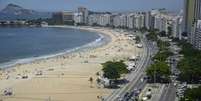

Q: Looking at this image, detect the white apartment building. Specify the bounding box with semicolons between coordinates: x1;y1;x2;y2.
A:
88;14;111;26
78;7;89;24
145;11;151;30
119;14;127;27
140;13;145;28
98;14;111;26
74;12;84;24
127;13;135;29
134;14;141;29
88;14;99;26
154;14;171;33
154;15;164;32
134;13;145;29
113;15;121;27
172;16;183;39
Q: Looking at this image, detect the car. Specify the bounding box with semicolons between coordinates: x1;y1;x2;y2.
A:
128;92;134;98
130;91;135;97
143;76;149;80
142;96;148;101
141;78;144;82
118;98;124;101
174;83;178;86
137;44;143;48
124;92;129;98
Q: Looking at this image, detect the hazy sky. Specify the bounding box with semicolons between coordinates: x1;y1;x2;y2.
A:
0;0;183;12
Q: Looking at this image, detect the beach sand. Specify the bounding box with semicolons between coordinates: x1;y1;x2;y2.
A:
0;27;143;101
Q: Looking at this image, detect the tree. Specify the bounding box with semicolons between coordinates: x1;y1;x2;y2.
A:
153;50;173;62
167;26;172;37
159;31;166;37
176;41;201;83
177;57;201;83
180;86;201;101
146;61;171;83
114;61;129;74
102;65;120;80
146;31;158;41
181;32;188;37
157;40;170;51
139;27;147;33
92;23;98;26
102;61;128;80
135;36;141;44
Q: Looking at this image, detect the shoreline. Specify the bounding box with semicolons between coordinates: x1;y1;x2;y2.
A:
0;26;111;69
0;26;143;101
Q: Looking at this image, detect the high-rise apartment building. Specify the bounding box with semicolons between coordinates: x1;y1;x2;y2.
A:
145;11;152;30
127;13;135;29
194;20;201;50
78;7;89;24
119;14;127;28
52;11;74;25
74;12;84;24
183;0;201;44
172;16;183;39
52;12;63;25
134;13;145;29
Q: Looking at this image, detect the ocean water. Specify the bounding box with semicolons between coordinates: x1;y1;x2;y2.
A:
0;27;104;68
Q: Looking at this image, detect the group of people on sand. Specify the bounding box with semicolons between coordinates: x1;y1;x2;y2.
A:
2;88;13;96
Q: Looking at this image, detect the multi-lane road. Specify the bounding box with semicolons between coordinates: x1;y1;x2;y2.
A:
159;83;177;101
158;42;180;101
105;32;157;101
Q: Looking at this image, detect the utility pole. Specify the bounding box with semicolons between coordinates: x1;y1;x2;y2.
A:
154;67;156;84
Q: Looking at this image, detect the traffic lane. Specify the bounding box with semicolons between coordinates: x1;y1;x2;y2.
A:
117;46;150;100
159;83;176;101
106;50;147;101
164;84;176;101
106;34;152;101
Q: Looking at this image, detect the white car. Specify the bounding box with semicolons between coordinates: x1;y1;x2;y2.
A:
137;44;143;48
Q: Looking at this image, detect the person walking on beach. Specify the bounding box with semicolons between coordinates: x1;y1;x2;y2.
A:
89;77;93;88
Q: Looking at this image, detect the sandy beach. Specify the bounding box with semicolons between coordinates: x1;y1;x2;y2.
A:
0;26;143;101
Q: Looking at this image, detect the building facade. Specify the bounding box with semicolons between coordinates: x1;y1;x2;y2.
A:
74;12;84;24
78;7;89;24
172;16;183;39
145;11;152;30
134;13;145;30
52;11;74;25
183;0;201;44
127;13;135;29
96;14;111;26
113;14;121;27
194;20;201;50
52;12;63;25
119;14;127;28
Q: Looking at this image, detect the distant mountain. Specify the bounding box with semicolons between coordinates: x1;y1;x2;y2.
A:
0;3;52;20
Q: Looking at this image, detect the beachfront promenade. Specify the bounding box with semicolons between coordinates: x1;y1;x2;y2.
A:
105;32;156;101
